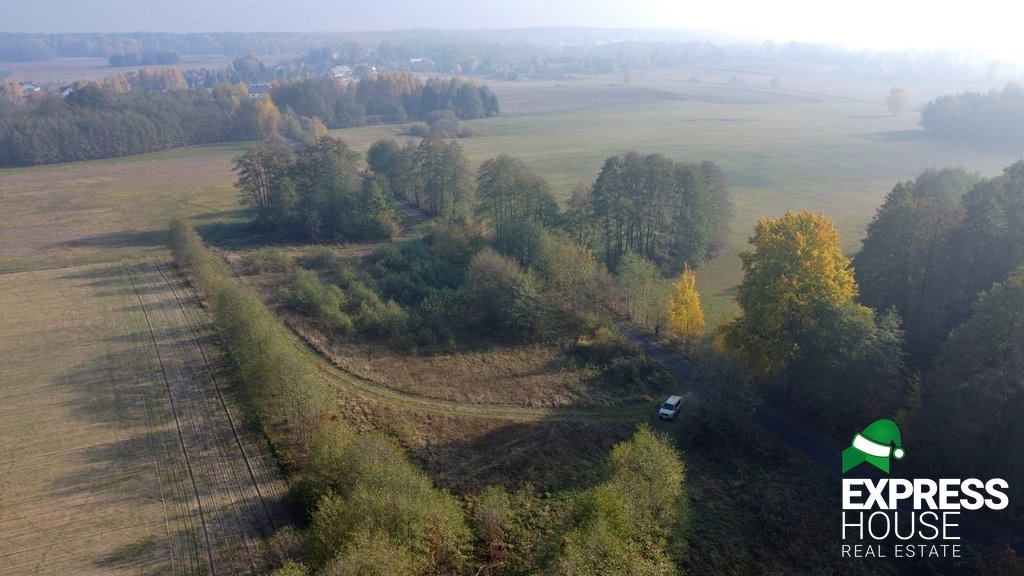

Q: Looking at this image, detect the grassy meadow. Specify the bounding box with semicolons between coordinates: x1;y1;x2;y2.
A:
336;65;1024;324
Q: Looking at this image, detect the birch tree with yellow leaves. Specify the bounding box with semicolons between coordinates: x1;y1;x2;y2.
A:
667;266;705;352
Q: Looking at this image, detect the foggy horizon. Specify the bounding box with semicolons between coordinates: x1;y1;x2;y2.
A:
4;0;1023;65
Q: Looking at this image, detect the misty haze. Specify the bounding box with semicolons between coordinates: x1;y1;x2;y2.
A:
2;3;1024;575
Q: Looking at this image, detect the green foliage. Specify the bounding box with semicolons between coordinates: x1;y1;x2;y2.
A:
233;137;399;243
270;78;365;129
476;155;559;259
368;241;465;306
588;152;732;273
305;432;471;573
318;531;416;576
476;485;514;561
298;246;341;270
537;239;606;316
463;248;550;340
414;137;476;220
855;163;1024;366
921;83;1024;144
170;217;337;458
264;525;306;570
0;87;245;167
278;267;353;333
234;143;296;229
552;426;686;575
786;302;907;430
267;560;310;576
854;168;975;362
921;266;1024;507
618;253;670;334
422;219;487;267
170;219;472;574
574;325;636;367
355;72;497;121
243;247;294;275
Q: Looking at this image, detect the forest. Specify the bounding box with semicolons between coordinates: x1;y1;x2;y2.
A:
920;83;1024;144
0;73;498;167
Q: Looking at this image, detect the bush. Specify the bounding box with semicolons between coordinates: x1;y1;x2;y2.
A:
368;241;464;306
423;220;486;267
573;325;635;366
463;249;549;340
354;297;409;341
305;432;471;573
298;246;341;270
244;247;294;275
277;268;352;334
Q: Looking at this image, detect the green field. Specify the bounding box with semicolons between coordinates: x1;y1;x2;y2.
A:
333;66;1023;323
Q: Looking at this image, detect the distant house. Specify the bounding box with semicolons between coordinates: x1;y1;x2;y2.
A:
247;83;272;99
331;65;353;80
60;85;75;97
409;58;436;73
20;82;42;94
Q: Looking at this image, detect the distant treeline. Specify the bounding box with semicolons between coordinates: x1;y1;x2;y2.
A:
0;73;498;167
108;49;181;67
920;83;1024;144
0;86;278;166
0;32;329;61
0;30;978;81
273;73;498;127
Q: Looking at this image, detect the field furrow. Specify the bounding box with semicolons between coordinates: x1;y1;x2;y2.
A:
0;262;286;575
124;261;286;575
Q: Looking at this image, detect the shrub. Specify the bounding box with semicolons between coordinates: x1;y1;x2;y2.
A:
463;249;550;340
299;246;341;270
277;268;352;334
354;297;409;341
244;247;294;275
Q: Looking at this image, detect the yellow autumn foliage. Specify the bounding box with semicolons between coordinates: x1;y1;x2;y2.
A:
724;210;857;375
667;266;705;345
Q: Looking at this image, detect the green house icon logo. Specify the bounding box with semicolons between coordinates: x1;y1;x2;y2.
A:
841;419;906;474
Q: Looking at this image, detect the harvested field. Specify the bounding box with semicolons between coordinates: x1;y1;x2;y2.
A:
0;261;287;575
0;144;243;274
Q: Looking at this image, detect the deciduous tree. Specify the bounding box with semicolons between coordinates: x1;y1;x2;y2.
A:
666;266;705;348
886;85;909;115
922;266;1024;501
723;211;857;376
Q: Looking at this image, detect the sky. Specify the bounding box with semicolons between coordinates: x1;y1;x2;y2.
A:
4;0;1023;63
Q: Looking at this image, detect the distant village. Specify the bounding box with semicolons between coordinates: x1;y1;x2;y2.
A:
2;52;442;104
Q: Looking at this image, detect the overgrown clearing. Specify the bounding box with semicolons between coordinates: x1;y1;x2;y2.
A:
0;261;286;575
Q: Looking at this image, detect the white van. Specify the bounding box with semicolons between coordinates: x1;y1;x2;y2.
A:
658;395;683;420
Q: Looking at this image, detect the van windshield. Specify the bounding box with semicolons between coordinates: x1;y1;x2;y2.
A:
661;402;676;410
